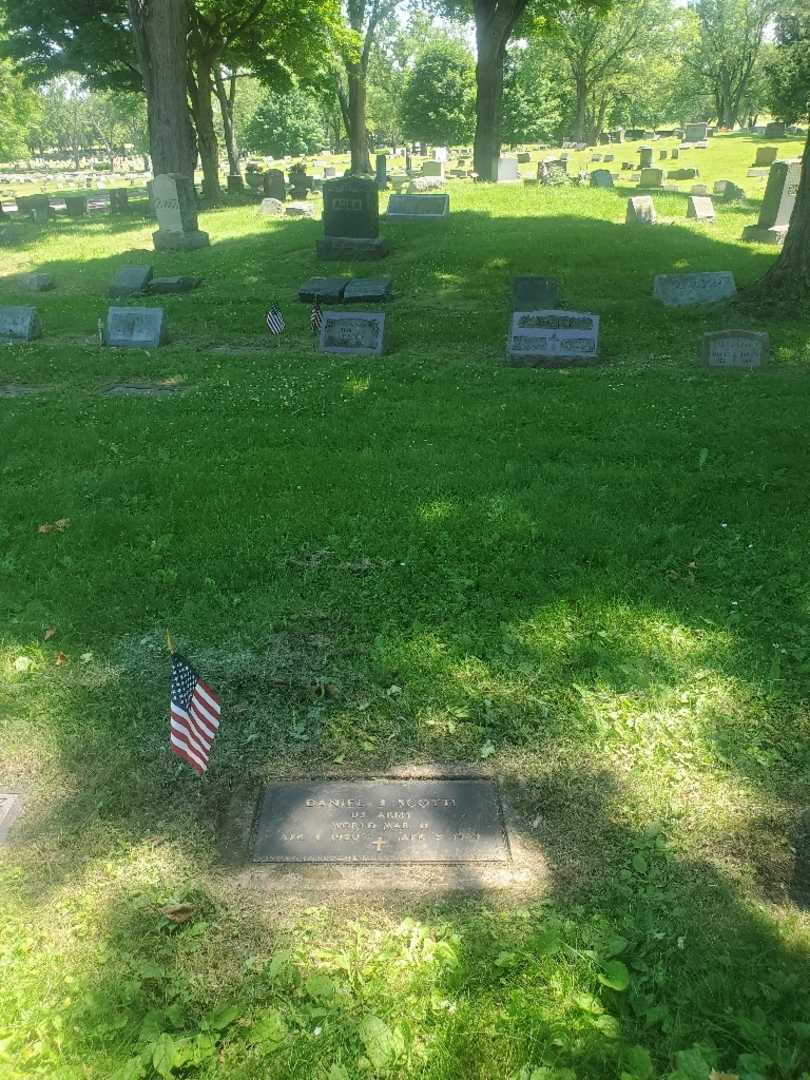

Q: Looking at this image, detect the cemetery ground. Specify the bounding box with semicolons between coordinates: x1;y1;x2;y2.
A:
2;133;810;1079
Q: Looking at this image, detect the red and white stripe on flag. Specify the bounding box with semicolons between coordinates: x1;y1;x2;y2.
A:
170;678;221;775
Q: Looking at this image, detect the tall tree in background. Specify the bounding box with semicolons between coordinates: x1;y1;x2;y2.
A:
684;0;772;127
549;0;673;142
400;38;476;145
335;0;402;173
0;52;40;160
128;0;197;175
758;4;810;298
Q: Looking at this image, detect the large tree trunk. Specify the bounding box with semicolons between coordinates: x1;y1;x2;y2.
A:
214;68;240;178
757;131;810;298
188;37;221;199
573;75;588;143
473;0;524;181
347;62;371;173
128;0;197;177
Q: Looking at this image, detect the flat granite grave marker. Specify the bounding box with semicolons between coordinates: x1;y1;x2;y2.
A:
320;311;385;356
19;273;54;292
152;173;209;251
742;159;801;244
104;306;167;348
343;277;392;303
506;309;599;367
252;779;509;864
701;330;769;369
147;276;202;294
626;196;656;224
0;306;41;341
263;170;286;201
511;275;561;311
102;381;188;396
653;271;736;306
298;276;351;303
385;193;449;219
687;195;715;221
0;793;21;842
109;265;153;298
318;176;388;260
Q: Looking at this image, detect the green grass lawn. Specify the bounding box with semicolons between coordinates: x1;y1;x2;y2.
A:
1;133;810;1080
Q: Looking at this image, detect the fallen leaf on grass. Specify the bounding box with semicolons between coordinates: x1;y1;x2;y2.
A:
38;518;70;534
44;627;58;641
55;652;69;666
160;903;195;924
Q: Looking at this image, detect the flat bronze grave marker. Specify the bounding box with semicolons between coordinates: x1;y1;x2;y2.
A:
253;779;509;864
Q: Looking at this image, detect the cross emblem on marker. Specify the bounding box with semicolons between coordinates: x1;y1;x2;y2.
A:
371;838;386;852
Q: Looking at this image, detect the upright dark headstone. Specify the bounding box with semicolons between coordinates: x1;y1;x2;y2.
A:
684;122;708;142
318;176;388;260
227;174;245;193
263;170;286;201
109;189;129;214
742;159;801;244
638;147;653;168
764;121;786;139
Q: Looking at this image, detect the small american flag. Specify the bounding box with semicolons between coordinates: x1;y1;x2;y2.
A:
310;298;322;334
170;653;221;775
266;302;285;334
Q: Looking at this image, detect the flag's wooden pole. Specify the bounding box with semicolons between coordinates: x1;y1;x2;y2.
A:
166;630;177;655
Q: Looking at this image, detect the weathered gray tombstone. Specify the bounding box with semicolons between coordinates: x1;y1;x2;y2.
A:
298;276;351;303
690;183;709;195
590;169;613;188
668;167;699;180
319;311;385;355
343;277;393;302
109;265;153;298
764;121;786;139
506;309;599;367
147;276;202;294
626;196;656;224
715;180;745;201
659;149;668;160
258;197;284;217
517;152;531;163
754;146;778;167
700;331;769;369
109;188;129;214
152;174;209;251
19;272;55;292
421;160;445;179
17;194;50;221
263;170;286;200
318;176;388;260
684;121;708;142
639;167;664;188
671;148;680;160
105;306;167;347
228;174;246;194
511;276;561;311
638;147;654;168
385;193;449;220
687;195;715;221
496;158;520;182
653;271;736;306
0;306;41;341
323;165;336;179
742;159;801;244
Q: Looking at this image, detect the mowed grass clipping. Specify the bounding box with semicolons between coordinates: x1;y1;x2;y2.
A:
1;132;810;1080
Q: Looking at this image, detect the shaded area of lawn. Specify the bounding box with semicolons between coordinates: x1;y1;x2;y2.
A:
2;165;810;1078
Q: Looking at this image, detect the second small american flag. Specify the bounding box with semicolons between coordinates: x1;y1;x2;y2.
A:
170;653;222;775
